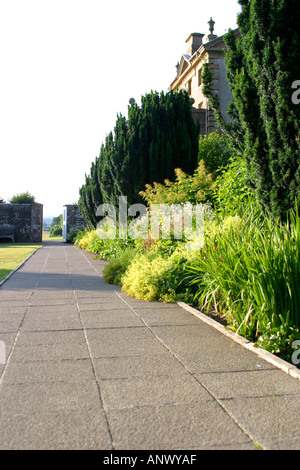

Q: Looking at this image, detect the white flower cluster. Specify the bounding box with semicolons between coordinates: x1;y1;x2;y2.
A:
95;197;206;250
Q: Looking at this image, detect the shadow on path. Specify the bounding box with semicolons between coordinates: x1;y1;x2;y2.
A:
42;240;65;247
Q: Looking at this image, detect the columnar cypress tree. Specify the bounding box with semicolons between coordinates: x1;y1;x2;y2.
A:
203;0;300;219
78;175;99;228
78;89;199;227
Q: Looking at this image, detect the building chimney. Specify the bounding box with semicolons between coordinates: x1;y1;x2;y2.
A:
185;33;204;56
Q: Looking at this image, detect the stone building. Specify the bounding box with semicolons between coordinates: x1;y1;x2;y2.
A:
0;203;43;243
169;19;240;135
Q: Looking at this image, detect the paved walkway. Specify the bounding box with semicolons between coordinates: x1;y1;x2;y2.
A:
1;241;300;450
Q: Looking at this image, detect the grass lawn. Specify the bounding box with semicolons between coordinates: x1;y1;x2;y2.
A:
0;244;42;282
42;231;63;241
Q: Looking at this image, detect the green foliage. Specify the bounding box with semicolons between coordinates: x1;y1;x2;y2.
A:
198;132;234;175
187;207;300;342
121;245;198;303
89;237;137;261
156;249;199;303
50;215;62;229
48;215;63;237
202;0;300;219
0;244;42;282
0;197;5;203
74;228;136;259
212;156;258;219
74;229;97;250
9;191;36;204
49;225;62;237
139;160;214;206
75;134;300;363
256;318;300;363
78;90;199;227
103;250;138;286
78;165;103;229
67;226;86;243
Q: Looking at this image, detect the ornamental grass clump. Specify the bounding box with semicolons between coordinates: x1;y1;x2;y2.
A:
188;207;300;345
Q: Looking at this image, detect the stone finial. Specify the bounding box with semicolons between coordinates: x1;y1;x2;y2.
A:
208;17;215;35
206;17;217;42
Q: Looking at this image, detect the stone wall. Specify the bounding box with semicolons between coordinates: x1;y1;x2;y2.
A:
63;205;87;242
191;108;206;135
213;57;233;125
0;203;43;243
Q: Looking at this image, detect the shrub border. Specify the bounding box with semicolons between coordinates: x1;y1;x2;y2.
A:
177;301;300;382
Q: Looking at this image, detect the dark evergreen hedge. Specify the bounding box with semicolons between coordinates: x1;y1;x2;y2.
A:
79;90;199;228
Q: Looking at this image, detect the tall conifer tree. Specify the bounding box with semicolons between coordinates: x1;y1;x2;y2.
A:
203;0;300;219
78;89;198;227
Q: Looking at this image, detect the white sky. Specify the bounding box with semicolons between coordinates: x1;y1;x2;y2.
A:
0;0;240;218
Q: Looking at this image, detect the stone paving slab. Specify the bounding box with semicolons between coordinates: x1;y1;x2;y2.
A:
78;301;130;312
0;319;23;333
1;381;101;414
93;354;188;380
0;299;30;308
178;348;275;374
1;241;300;450
29;297;77;307
80;310;146;329
25;305;78;316
106;403;255;450
16;329;87;346
99;374;213;410
87;335;169;359
132;307;203;326
0;291;33;301
0;304;28;314
1;408;111;450
197;369;300;400
10;341;91;362
3;358;95;384
21;313;82;331
220;395;300;449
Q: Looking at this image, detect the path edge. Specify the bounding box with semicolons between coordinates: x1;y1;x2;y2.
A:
0;246;43;287
177;301;300;382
